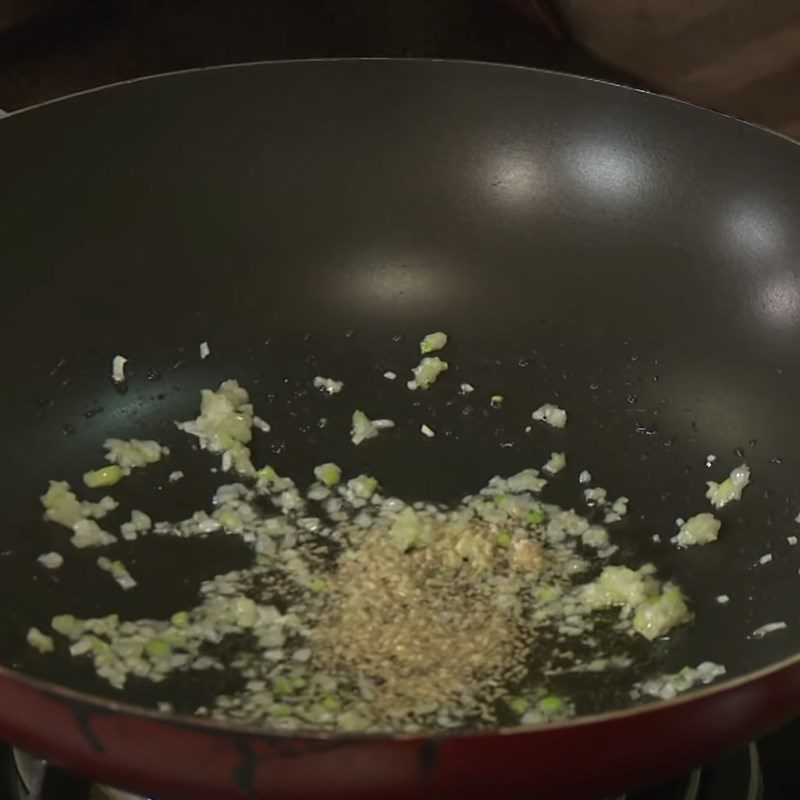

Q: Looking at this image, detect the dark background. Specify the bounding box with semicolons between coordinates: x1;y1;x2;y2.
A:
0;0;638;111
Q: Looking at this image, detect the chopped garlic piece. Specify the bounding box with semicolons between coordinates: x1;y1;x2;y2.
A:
387;508;419;551
104;439;167;474
346;475;378;501
578;470;592;484
758;553;773;565
716;594;730;604
506;468;547;493
633;586;690;640
71;519;116;549
419;331;448;354
705;463;750;509
38;552;64;569
98;556;137;590
582;565;654;610
27;627;54;653
542;452;566;474
582;566;689;641
611;497;629;516
313;376;343;395
41;481;84;527
383;371;397;381
89;497;117;518
460;383;474;394
671;513;721;547
120;509;152;541
350;410;395;445
199;341;211;359
532;403;567;429
168;470;184;483
408;356;448;390
40;481;118;531
111;355;127;384
420;424;435;438
632;662;726;700
176;380;255;475
584;487;607;505
314;463;341;487
751;621;787;639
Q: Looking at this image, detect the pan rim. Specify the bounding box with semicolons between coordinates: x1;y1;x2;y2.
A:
4;647;800;741
1;55;799;153
2;56;799;744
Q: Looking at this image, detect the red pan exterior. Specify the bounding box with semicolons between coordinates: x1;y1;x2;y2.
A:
1;658;800;799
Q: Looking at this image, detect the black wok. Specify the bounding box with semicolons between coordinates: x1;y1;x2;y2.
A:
0;59;799;799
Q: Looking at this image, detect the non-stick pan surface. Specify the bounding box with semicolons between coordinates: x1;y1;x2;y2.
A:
1;59;800;799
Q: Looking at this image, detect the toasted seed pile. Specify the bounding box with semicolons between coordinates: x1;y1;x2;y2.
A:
313;522;523;724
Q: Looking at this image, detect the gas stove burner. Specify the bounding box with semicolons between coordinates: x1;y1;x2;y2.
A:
11;749;149;800
6;742;762;800
617;743;762;800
